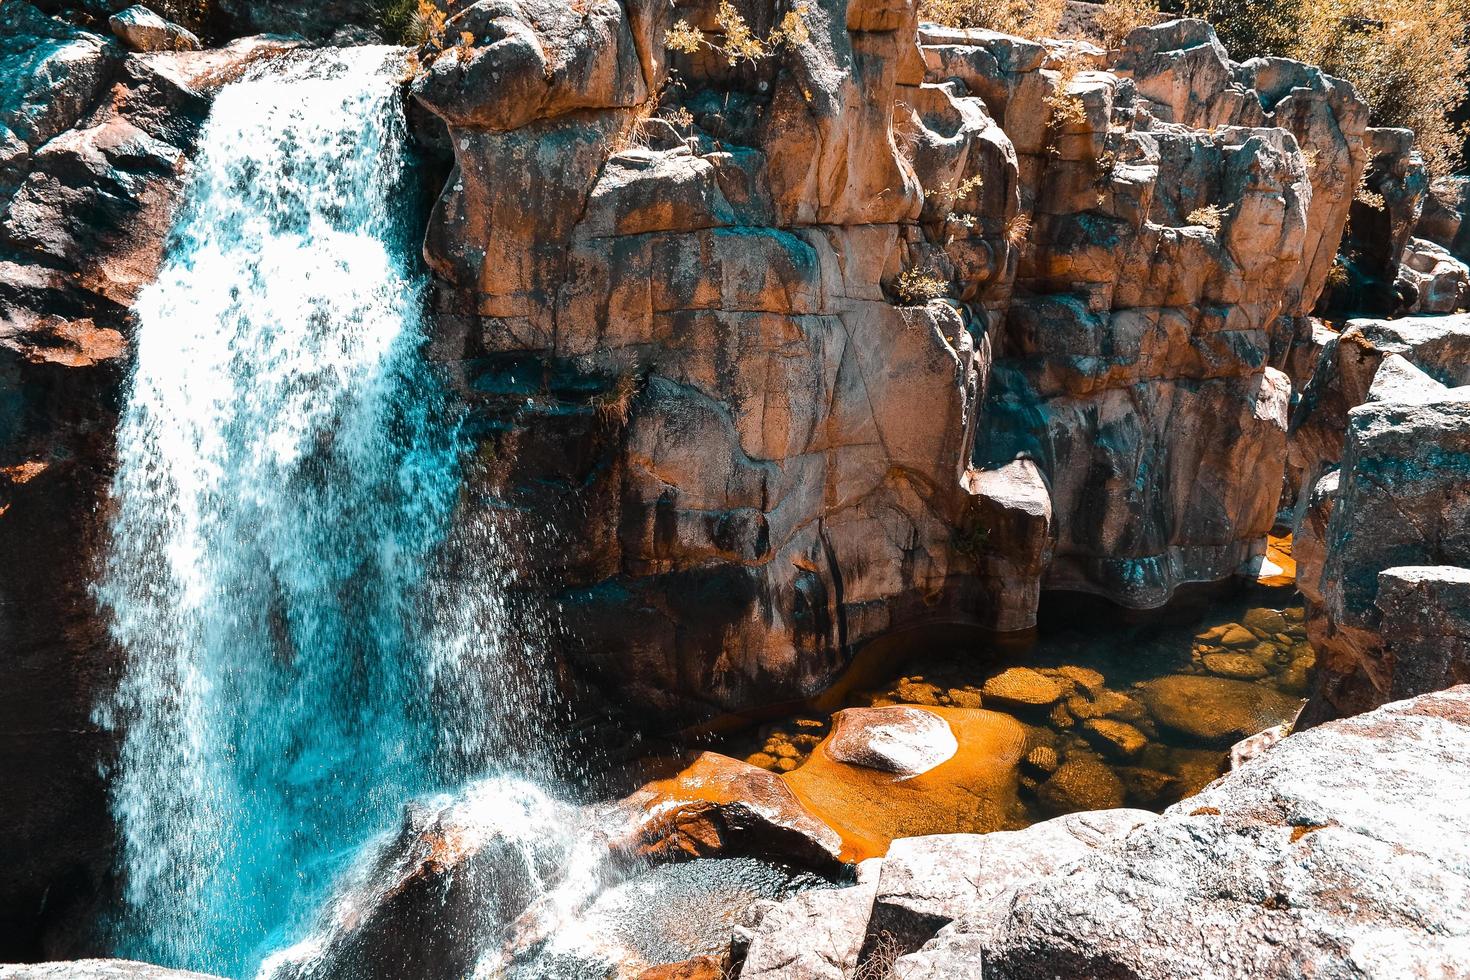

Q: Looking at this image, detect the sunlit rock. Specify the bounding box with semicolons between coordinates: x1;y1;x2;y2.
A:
108;6;200;53
824;706;959;777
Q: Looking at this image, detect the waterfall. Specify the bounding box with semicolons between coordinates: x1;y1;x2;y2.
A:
95;47;537;978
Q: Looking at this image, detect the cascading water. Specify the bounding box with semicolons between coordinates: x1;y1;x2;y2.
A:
95;47;548;978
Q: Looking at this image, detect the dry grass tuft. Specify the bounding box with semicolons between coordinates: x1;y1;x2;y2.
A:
854;931;906;980
1186;204;1229;231
1096;0;1157;48
919;0;1066;39
893;268;950;305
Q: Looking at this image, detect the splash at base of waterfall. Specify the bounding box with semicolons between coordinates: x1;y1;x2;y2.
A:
254;777;826;980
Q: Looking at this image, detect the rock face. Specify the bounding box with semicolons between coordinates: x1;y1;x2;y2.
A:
713;686;1470;979
1291;314;1470;724
0;3;290;957
410;6;1368;726
612;752;847;873
108;6;200;52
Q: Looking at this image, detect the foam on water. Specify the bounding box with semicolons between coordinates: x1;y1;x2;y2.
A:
94;46;537;977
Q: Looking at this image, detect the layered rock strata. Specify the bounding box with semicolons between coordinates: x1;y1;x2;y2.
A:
1291;313;1470;723
410;5;1373;723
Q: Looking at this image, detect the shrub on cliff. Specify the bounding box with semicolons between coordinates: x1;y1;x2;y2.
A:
919;0;1066;38
1184;0;1469;175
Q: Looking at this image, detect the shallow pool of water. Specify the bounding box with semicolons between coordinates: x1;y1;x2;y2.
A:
711;586;1312;831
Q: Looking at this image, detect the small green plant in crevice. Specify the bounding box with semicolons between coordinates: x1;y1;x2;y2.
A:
893;268;950;305
664;0;812;67
1325;254;1352;290
1042;53;1090;159
927;173;985;236
953;521;991;562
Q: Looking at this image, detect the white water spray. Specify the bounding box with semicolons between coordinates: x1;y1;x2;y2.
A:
95;47;537;977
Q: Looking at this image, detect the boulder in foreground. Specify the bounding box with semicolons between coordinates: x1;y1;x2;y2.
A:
714;686;1470;979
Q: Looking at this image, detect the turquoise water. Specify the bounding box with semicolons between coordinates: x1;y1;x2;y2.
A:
93;47;526;977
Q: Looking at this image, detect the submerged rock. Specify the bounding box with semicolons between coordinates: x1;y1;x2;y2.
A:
1138;674;1301;745
1201;651;1270;680
980;668;1063;710
1035;757;1125;814
1080;718;1148;760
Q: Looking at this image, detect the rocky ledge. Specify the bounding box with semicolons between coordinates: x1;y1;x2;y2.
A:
711;685;1470;979
25;684;1464;979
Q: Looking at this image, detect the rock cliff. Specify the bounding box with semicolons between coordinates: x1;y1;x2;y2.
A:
1291;313;1470;724
407;4;1380;723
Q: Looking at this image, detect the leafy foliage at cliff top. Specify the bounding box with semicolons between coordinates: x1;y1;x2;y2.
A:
1186;0;1469;176
922;0;1468;176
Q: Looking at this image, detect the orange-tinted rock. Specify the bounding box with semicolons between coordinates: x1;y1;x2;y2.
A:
635;955;727;980
784;706;1027;861
1139;675;1301;746
982;667;1062;709
615;752;845;873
